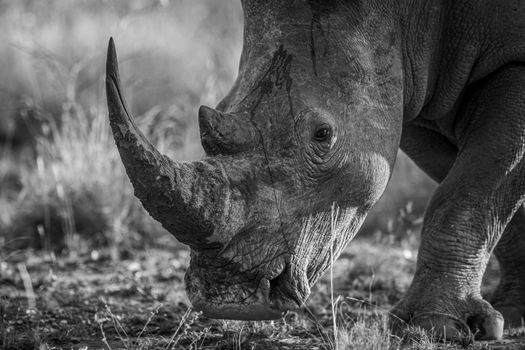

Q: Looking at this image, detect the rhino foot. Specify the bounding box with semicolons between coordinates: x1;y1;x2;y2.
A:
493;301;525;328
492;262;525;328
492;204;525;328
391;295;504;344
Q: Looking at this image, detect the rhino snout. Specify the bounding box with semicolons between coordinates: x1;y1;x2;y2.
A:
185;260;303;320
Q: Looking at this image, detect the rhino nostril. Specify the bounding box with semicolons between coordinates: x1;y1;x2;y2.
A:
269;272;286;306
269;273;281;295
268;267;302;309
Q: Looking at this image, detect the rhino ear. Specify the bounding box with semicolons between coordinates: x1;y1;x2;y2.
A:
198;105;256;155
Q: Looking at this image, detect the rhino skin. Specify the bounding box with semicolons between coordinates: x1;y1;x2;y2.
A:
106;0;525;343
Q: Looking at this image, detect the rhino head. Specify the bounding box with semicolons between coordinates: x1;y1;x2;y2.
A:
106;0;403;320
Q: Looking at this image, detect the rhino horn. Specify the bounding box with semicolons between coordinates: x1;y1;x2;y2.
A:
105;38;230;249
199;105;256;156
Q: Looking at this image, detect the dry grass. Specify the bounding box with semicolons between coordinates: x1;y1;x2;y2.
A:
4;97;170;253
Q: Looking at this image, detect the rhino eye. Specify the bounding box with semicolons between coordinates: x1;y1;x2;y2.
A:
313;125;332;142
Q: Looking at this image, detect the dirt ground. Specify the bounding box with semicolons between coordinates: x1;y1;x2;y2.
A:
1;239;525;350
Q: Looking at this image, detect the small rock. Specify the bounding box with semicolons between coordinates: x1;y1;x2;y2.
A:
127;262;141;273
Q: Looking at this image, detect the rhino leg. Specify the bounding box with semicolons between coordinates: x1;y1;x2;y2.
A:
399;123;457;184
492;206;525;327
401;124;525;332
394;64;525;342
402;119;525;330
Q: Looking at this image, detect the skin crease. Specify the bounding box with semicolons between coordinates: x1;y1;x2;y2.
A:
106;0;525;343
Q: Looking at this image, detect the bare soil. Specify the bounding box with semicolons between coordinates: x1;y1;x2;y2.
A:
1;239;524;349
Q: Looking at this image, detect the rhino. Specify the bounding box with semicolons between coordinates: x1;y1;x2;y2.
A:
105;0;525;343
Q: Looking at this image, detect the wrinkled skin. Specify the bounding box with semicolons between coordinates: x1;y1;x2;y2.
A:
106;0;525;343
188;0;403;320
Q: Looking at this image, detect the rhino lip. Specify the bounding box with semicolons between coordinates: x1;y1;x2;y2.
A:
194;276;301;320
189;261;303;320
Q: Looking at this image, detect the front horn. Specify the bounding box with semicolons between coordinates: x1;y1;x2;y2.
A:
105;38;231;250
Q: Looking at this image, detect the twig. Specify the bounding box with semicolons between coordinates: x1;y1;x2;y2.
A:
98;321;113;350
330;202;339;350
302;305;334;348
136;303;162;342
16;263;36;309
105;305;129;348
163;306;192;350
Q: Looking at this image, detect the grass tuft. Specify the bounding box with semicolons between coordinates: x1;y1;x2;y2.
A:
4;99;163;253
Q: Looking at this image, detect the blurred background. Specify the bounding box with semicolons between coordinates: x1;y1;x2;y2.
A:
0;0;436;255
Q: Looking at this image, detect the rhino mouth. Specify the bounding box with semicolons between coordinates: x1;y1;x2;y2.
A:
185;260;304;320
